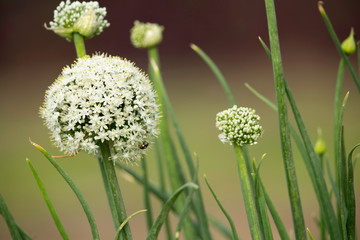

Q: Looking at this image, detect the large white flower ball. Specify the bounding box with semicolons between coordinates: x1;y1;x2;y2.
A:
40;54;160;164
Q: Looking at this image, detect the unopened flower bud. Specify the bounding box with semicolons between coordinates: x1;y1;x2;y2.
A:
130;21;164;49
314;128;326;156
216;105;263;146
73;7;100;39
341;28;356;55
46;0;110;41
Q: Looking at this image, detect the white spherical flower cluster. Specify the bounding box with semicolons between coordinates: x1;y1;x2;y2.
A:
48;0;110;41
216;105;263;146
40;54;160;164
130;21;164;49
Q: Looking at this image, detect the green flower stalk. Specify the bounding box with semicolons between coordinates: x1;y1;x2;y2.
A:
341;28;356;56
216;105;263;240
46;0;110;41
130;21;164;49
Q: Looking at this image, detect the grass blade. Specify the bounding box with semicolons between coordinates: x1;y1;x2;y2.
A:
264;0;306;238
26;158;69;240
207;216;234;240
30;140;100;240
174;184;197;240
318;1;360;92
346;143;359;240
335;93;350;239
204;175;239;240
114;210;147;240
253;160;273;240
334;59;345;197
258;36;271;58
174;156;200;240
0;194;23;239
307;228;315;240
190;43;236;106
146;183;198;240
260;181;290;240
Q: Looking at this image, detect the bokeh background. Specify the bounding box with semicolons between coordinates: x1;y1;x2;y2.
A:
1;0;359;239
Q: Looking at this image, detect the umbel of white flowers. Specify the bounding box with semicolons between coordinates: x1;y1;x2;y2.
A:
40;54;160;164
130;20;164;49
47;0;110;41
216;105;263;146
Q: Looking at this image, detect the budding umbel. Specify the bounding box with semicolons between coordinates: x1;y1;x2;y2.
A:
130;21;164;49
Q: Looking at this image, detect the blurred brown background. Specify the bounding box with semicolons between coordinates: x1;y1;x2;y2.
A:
1;0;360;239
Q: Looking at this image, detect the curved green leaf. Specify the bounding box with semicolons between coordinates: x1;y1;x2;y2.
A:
114;210;147;240
26;158;69;240
146;183;198;240
204;175;239;240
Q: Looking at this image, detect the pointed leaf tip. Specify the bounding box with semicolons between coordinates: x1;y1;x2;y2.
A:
318;1;325;13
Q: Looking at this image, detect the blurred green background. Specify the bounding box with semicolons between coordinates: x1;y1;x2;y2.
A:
1;0;359;239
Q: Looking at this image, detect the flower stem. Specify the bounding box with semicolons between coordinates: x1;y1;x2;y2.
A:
234;144;262;240
73;32;86;58
263;0;307;238
97;141;132;240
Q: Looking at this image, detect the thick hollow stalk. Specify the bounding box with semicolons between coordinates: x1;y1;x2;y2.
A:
73;32;87;58
263;0;307;238
234;145;262;240
97;141;132;240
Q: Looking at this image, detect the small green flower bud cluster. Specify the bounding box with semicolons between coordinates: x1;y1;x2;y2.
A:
130;21;164;49
48;0;110;41
216;106;263;146
40;54;160;164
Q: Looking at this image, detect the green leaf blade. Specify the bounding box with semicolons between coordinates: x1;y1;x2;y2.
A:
26;158;69;240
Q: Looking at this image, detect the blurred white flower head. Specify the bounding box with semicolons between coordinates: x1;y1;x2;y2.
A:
40;54;160;164
216;105;263;146
47;0;110;41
